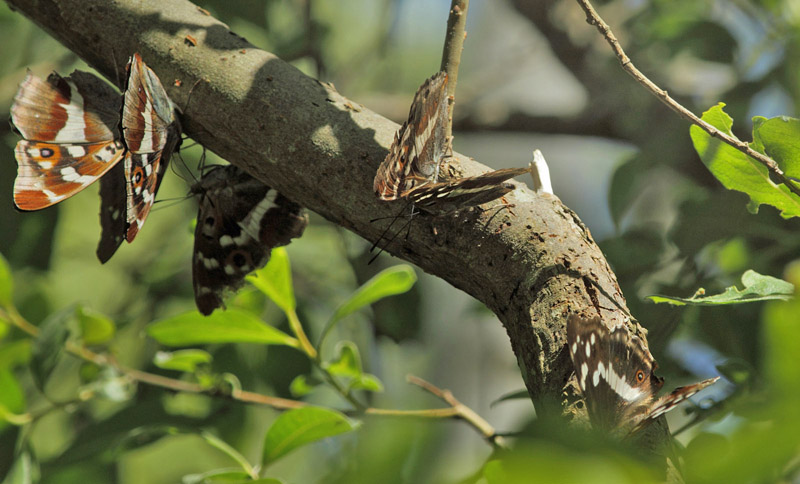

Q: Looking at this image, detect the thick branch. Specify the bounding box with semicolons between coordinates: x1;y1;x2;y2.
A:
5;0;641;430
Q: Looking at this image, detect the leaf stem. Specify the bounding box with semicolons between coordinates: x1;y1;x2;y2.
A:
286;306;317;359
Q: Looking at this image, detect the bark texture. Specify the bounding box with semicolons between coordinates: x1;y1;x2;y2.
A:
5;0;667;450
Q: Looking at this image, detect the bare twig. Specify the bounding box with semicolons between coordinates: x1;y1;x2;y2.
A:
0;306;512;444
574;0;800;199
440;0;470;142
407;374;508;449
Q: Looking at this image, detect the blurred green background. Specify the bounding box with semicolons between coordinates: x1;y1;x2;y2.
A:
1;0;800;482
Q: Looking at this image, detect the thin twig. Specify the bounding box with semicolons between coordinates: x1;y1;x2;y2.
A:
574;0;800;199
2;306;505;443
407;374;508;449
440;0;470;143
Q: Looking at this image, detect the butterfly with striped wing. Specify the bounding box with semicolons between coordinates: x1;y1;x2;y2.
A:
373;71;529;213
9;53;182;262
566;315;718;436
192;165;308;315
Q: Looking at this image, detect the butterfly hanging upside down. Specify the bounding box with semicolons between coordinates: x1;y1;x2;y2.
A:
191;165;308;315
9;53;181;262
373;71;530;215
566;315;719;437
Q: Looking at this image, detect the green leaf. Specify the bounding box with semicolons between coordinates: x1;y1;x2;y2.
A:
200;431;255;477
4;451;34;484
148;309;299;348
183;469;284;484
153;349;212;373
262;407;359;465
751;115;800;179
607;155;650;228
289;374;320;398
325;342;362;379
690;104;800;217
318;265;417;348
763;264;800;397
182;468;250;484
0;252;12;309
349;374;384;393
490;389;531;407
75;306;115;345
483;459;506;484
247;248;295;313
30;306;72;390
113;426;181;456
0;340;32;369
647;270;794;306
0;369;25;425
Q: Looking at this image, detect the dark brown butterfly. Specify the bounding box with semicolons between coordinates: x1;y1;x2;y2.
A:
566;315;718;436
192;165;308;315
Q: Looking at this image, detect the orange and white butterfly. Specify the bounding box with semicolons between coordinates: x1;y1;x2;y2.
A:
10;53;181;261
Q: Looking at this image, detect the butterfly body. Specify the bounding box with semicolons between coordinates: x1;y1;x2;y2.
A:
192;166;308;315
566;315;718;435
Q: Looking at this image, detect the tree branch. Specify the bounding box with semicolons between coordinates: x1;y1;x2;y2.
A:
441;0;469;143
574;0;800;198
5;0;651;444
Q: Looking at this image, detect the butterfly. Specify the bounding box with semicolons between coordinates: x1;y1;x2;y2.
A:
566;315;718;436
120;52;182;242
373;71;529;213
10;54;181;262
10;69;125;212
192;165;308;315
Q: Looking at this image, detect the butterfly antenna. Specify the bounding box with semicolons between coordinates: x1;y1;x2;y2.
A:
402;207;417;242
368;205;417;264
109;47;122;90
183;78;203;117
369;200;412;252
196;146;214;174
170;150;195;184
150;194;193;213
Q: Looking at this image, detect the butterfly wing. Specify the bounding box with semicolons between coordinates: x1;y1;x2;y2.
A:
121;53;181;242
629;376;719;434
96;162;128;263
374;71;449;200
567;315;719;435
11;71;124;210
410;166;530;213
566;315;663;432
192;166;308;315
